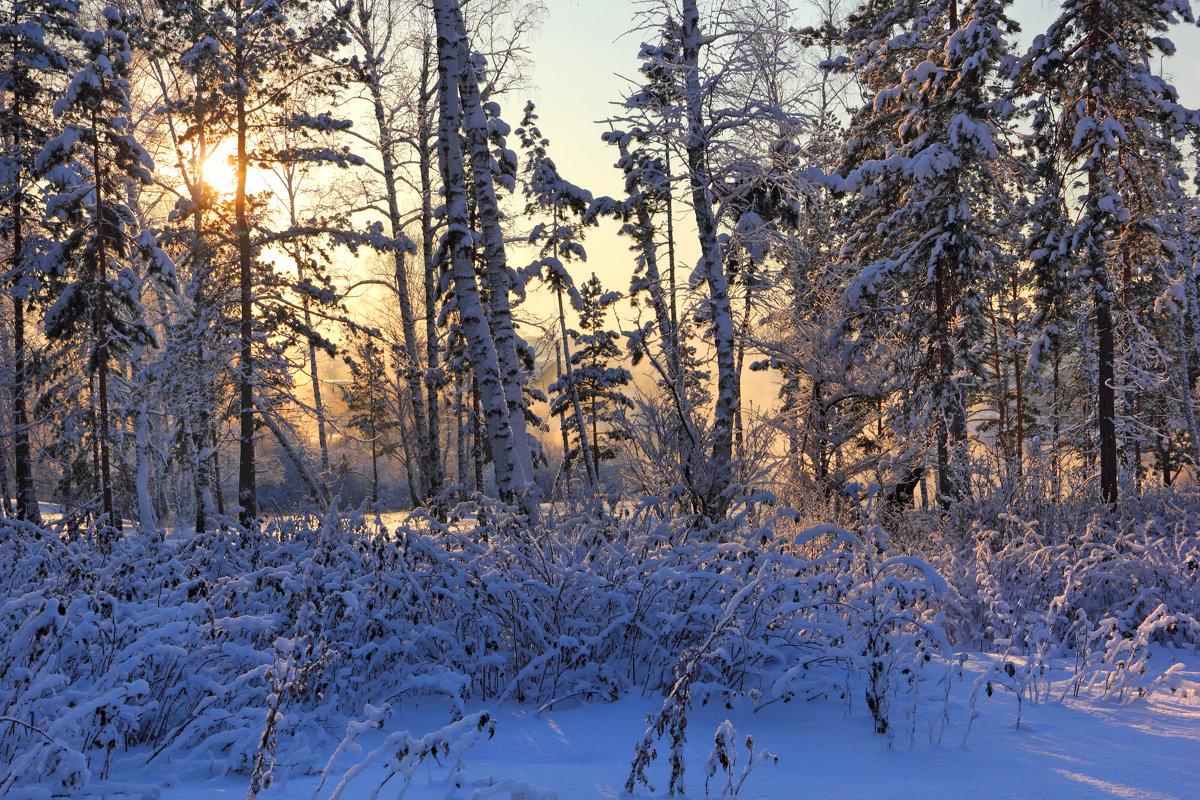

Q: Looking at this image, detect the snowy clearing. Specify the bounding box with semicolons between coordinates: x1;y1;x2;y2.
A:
150;654;1200;800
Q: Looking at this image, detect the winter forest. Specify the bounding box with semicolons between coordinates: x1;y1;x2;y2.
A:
3;0;1200;795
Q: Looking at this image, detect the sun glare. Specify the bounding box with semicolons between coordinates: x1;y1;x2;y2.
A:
201;141;237;195
200;140;272;196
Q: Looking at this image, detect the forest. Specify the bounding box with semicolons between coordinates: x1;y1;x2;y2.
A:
2;0;1200;796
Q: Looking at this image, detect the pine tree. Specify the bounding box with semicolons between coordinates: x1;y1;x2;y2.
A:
1;0;78;523
1017;0;1200;503
341;336;399;505
837;0;1018;506
570;274;632;478
518;101;600;493
37;5;172;533
145;0;239;531
164;0;350;526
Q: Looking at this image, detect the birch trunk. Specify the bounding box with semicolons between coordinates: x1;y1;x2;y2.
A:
680;0;739;516
433;0;535;520
349;0;434;502
448;5;539;507
418;37;445;505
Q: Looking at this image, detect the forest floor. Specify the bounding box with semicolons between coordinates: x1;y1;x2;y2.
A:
153;652;1200;800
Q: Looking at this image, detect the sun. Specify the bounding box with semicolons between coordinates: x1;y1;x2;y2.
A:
200;140;275;198
200;140;238;195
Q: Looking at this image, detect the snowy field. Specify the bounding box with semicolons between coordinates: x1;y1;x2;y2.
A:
148;653;1200;800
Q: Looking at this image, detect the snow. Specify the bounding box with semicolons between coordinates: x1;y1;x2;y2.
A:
146;653;1200;799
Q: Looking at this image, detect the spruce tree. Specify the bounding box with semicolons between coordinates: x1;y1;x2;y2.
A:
837;0;1018;506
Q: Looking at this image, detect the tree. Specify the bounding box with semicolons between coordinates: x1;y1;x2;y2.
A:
338;0;440;504
1018;0;1200;503
167;0;349;526
432;0;538;521
836;0;1018;506
341;336;399;504
0;0;78;523
569;273;632;479
38;5;172;533
518;101;600;494
614;0;803;517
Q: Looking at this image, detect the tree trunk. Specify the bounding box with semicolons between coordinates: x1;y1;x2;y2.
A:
235;37;258;526
681;0;739;516
9;187;40;524
91;107;118;533
456;371;468;488
433;0;533;520
370;418;379;504
354;0;433;503
304;294;331;475
212;426;226;515
450;4;539;512
418;38;445;506
1086;0;1118;506
555;286;598;492
1011;273;1025;475
189;111;216;533
934;254;964;507
472;373;484;492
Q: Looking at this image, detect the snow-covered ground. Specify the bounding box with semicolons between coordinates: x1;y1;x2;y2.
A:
154;653;1200;800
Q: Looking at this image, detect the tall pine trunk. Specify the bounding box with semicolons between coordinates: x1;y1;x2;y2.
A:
235;35;257;526
1087;0;1118;505
91;107;118;533
9;195;40;524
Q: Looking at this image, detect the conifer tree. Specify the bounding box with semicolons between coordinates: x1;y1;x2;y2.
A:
37;5;172;532
837;0;1018;506
166;0;349;525
518;102;600;493
341;336;399;505
1017;0;1200;503
1;0;78;523
570;273;632;478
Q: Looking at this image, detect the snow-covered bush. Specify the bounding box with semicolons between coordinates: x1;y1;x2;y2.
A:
15;489;1194;794
899;492;1200;704
0;494;958;795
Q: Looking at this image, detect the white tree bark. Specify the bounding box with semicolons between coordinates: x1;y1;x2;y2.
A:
433;0;538;522
450;5;539;504
681;0;739;515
